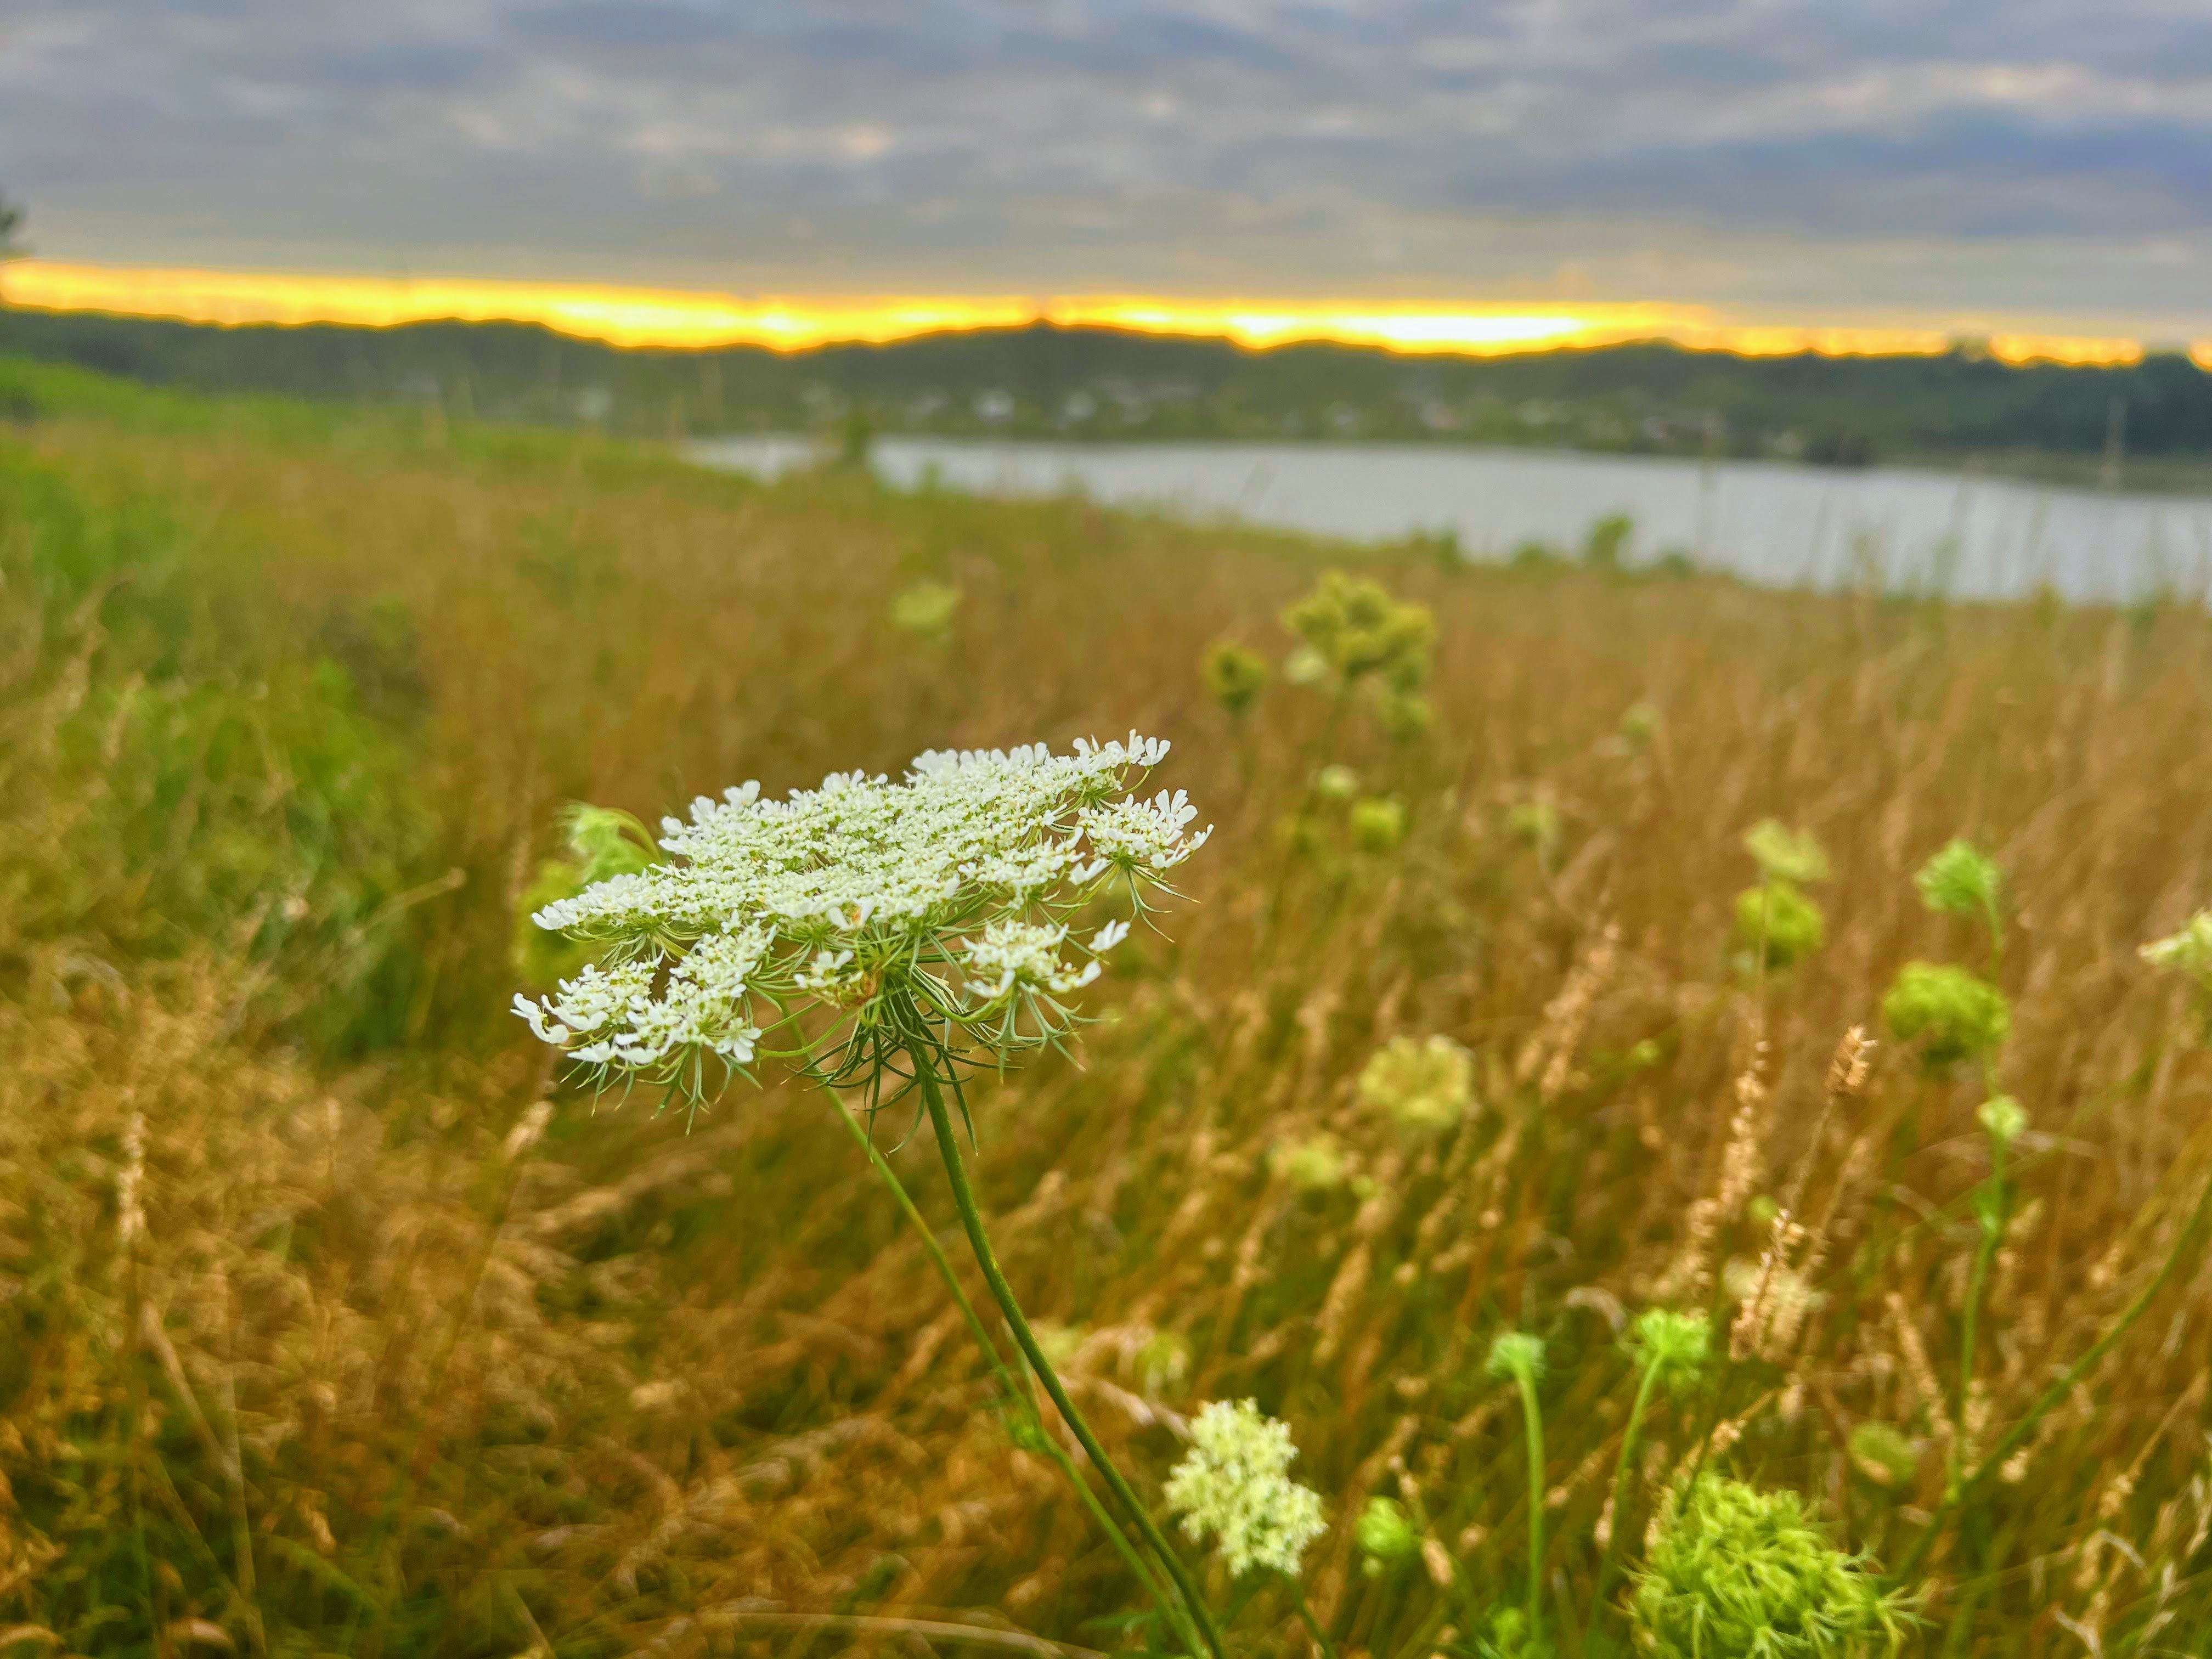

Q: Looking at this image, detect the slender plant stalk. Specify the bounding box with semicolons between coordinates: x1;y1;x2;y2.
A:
829;1096;1205;1659
1946;1133;2008;1505
1592;1357;1662;1620
911;1055;1229;1659
1897;1163;2212;1579
1259;681;1352;951
1513;1367;1547;1640
1289;1579;1340;1659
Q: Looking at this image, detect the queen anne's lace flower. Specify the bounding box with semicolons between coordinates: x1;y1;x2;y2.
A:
514;735;1204;1094
1165;1400;1328;1577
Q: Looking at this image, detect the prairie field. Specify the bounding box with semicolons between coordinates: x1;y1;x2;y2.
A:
7;361;2212;1657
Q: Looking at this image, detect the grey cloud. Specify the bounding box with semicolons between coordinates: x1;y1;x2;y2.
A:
3;0;2211;330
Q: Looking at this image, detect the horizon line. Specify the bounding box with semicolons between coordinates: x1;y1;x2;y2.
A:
5;259;2209;371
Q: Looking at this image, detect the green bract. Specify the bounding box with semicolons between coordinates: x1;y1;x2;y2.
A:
513;803;658;988
1282;569;1436;691
1882;960;2011;1065
1743;819;1831;885
1629;1476;1913;1658
1201;638;1269;716
1733;880;1826;968
513;736;1207;1102
1914;838;2002;923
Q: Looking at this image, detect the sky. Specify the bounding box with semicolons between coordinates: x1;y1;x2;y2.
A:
5;1;2212;350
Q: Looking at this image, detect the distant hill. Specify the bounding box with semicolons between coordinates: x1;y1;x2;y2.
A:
4;303;2209;467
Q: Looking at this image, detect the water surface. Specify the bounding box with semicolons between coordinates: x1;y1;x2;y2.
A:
689;435;2212;603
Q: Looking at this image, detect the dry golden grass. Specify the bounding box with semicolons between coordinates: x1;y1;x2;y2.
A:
7;395;2212;1656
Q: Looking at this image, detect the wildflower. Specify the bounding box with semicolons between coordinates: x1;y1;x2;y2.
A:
1282;569;1436;691
1136;1330;1190;1396
890;579;961;639
1356;1496;1420;1575
1620;701;1662;747
1165;1400;1328;1577
1976;1093;2028;1149
1881;961;2011;1066
1373;688;1436;742
514;735;1206;1098
1283;645;1334;687
1350;797;1407;853
1627;1308;1711;1395
1506;799;1561;861
1846;1422;1921;1488
1743;820;1830;886
1273;1133;1351;1193
1314;764;1360;801
1732;881;1825;968
1201;638;1269;717
1629;1475;1914;1658
514;803;658;986
1358;1035;1475;1135
1914;838;2002;924
2140;910;2212;986
1486;1331;1545;1385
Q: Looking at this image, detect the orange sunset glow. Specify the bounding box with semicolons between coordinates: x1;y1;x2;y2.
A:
2;260;2191;369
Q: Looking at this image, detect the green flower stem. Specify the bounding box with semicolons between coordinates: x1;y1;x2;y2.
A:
1260;681;1352;952
1946;1134;2008;1506
1897;1161;2212;1581
1592;1357;1663;1621
1289;1577;1340;1659
1513;1367;1547;1640
912;1055;1229;1659
830;1094;1205;1659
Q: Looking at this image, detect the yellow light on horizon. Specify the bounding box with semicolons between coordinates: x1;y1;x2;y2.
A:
0;258;2178;370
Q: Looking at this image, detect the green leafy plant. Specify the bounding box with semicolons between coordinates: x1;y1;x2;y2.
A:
1629;1476;1913;1657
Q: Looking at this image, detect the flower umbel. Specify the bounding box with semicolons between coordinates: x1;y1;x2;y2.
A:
1359;1034;1476;1135
1165;1400;1328;1577
513;735;1206;1101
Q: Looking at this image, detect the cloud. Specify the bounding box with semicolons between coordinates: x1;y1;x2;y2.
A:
4;1;2210;330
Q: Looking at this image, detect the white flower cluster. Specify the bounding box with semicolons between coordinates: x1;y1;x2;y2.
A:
513;735;1207;1090
1165;1400;1328;1577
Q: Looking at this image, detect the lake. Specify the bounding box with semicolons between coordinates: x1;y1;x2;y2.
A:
687;435;2212;604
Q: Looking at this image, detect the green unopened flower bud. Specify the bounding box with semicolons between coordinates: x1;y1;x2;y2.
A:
1315;764;1361;801
1282;569;1436;689
1630;1476;1910;1654
1356;1496;1420;1565
1137;1330;1192;1397
1883;960;2011;1066
1283;645;1334;687
560;802;656;885
1201;639;1269;717
1506;799;1561;859
1743;819;1830;885
2140;910;2212;985
1620;701;1662;746
1485;1331;1545;1384
1374;689;1436;742
1351;797;1408;853
1976;1093;2028;1148
1358;1035;1476;1135
1273;1133;1351;1193
1733;881;1826;968
1915;838;2002;922
1847;1421;1922;1488
889;578;961;639
1627;1308;1711;1394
